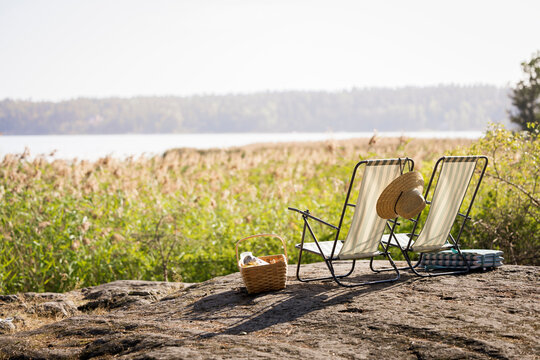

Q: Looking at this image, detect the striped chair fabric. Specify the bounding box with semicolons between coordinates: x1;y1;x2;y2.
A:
381;156;478;253
338;160;403;259
296;159;404;260
412;157;477;252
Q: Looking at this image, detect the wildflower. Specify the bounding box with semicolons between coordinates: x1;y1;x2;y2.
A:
81;221;91;233
71;240;81;250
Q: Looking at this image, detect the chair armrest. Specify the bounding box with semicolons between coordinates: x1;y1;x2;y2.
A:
287;207;339;230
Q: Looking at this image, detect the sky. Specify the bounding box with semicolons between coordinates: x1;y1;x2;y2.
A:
0;0;539;101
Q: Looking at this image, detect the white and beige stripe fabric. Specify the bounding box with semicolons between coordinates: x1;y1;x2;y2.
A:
339;160;403;260
412;157;476;252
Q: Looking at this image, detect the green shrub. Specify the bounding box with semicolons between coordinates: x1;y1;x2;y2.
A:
454;124;539;265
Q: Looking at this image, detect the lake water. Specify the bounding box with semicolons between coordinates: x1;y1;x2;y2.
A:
0;131;483;161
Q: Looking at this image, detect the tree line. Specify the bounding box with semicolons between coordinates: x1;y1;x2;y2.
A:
0;85;511;135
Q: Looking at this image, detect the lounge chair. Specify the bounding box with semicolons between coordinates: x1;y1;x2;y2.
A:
375;155;488;276
288;158;414;287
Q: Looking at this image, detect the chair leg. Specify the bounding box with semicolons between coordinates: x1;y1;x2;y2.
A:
369;247;422;273
370;251;431;277
371;247;478;277
370;257;413;273
332;254;400;288
296;247;357;283
403;249;471;277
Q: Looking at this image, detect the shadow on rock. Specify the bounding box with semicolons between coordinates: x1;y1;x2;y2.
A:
188;272;414;338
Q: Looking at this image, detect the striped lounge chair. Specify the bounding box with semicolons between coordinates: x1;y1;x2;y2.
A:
376;155;488;276
288;158;414;287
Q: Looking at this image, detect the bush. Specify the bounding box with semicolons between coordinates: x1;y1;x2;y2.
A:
455;124;539;265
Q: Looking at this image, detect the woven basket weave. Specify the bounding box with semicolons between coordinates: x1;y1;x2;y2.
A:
236;234;288;294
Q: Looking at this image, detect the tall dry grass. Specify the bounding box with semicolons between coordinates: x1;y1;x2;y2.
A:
0;137;474;293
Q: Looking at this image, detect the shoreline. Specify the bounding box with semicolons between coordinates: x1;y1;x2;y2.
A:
1;132;480;161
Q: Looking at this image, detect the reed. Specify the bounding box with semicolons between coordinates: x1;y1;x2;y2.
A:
0;137;479;293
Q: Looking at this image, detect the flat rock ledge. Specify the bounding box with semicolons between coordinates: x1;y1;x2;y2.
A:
0;261;538;359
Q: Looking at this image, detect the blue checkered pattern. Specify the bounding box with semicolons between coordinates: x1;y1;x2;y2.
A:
419;249;503;270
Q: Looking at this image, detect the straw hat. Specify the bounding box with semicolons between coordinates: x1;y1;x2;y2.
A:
376;171;426;219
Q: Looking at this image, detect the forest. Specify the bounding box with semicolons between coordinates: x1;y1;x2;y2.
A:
0;85;510;134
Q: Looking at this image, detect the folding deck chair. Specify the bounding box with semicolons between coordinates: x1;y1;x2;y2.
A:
288;158;414;287
375;155;488;276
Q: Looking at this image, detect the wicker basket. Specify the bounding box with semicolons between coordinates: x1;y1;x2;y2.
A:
236;234;288;294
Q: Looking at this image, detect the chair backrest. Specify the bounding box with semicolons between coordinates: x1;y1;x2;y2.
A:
338;159;406;260
412;156;478;252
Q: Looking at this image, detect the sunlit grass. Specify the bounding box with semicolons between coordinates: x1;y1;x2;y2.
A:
0;137;474;293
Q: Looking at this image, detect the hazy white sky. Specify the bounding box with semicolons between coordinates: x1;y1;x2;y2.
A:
1;0;539;101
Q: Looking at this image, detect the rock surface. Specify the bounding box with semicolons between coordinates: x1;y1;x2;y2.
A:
0;261;538;359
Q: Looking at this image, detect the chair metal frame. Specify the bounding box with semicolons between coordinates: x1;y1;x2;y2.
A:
289;157;414;287
371;155;488;277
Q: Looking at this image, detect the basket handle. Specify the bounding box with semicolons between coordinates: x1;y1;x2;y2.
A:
235;233;288;264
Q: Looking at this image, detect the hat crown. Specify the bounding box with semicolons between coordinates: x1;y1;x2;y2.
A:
376;171;426;219
395;188;426;219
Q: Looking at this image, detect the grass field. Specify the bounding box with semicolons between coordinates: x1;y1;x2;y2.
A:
1;131;537;294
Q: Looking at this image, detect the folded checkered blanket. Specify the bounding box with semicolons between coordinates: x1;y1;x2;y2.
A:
419;249;504;269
